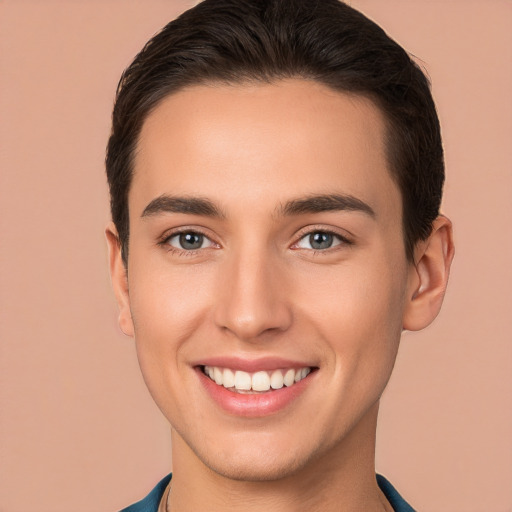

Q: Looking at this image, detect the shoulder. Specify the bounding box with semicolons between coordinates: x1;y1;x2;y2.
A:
119;473;172;512
377;474;416;512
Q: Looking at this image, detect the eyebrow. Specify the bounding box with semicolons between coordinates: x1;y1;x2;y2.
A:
140;193;375;220
280;194;376;218
141;195;225;219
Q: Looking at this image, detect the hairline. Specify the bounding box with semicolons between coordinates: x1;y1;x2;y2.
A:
120;76;409;264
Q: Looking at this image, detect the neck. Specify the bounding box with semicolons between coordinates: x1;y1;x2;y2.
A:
168;402;392;512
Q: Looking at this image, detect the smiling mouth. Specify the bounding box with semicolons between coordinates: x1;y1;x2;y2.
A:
201;365;313;394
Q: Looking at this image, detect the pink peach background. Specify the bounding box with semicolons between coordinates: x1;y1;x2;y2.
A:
1;1;511;510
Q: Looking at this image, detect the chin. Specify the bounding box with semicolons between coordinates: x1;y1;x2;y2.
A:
201;450;309;482
179;425;326;483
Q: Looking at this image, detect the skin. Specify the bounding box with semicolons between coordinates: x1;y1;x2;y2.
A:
107;79;454;511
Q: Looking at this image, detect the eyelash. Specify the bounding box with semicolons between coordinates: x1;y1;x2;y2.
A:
158;227;353;256
158;228;216;256
292;227;353;254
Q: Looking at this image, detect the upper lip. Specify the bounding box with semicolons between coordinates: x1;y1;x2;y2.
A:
193;356;317;373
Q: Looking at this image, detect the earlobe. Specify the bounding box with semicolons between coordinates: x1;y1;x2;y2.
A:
105;222;134;337
402;215;455;331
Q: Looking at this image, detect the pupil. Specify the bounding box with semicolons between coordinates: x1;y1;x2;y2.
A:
310;232;333;250
180;232;203;250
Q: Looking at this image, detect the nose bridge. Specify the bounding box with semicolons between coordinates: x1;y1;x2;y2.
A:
214;241;291;340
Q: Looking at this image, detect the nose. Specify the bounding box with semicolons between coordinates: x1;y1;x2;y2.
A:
213;248;293;341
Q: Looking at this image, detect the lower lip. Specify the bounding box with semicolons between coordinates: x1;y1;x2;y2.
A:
197;368;314;418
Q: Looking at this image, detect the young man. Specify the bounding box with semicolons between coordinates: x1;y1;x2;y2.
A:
105;0;454;510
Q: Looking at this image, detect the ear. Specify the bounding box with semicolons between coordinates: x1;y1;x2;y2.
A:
105;222;134;337
402;215;455;331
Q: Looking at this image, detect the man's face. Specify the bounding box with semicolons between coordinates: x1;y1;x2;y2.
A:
121;80;415;480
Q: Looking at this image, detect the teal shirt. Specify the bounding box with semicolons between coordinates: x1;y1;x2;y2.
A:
120;473;416;511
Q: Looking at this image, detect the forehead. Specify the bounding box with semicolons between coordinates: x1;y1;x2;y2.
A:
132;79;399;220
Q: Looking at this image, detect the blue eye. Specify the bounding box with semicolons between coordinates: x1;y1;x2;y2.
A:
167;232;214;250
296;231;343;250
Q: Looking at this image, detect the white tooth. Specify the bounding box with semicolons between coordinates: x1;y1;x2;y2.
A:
301;367;310;379
252;371;271;391
234;370;252;390
283;369;295;387
208;367;215;379
270;370;284;389
223;368;235;388
294;369;302;382
213;367;223;385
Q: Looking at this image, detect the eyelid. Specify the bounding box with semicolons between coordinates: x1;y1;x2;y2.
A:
291;225;354;250
158;226;220;252
167;232;214;249
157;224;353;254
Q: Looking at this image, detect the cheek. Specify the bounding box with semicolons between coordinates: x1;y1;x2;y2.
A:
127;263;213;401
296;258;406;373
345;275;406;396
129;260;212;337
